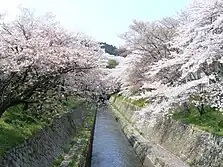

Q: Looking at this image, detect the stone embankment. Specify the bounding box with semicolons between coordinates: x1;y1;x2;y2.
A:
0;108;96;167
110;96;223;167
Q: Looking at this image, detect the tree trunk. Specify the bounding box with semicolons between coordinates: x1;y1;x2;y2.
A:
197;103;205;116
0;99;37;118
0;103;10;117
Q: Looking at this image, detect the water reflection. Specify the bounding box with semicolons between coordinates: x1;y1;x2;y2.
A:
91;106;142;167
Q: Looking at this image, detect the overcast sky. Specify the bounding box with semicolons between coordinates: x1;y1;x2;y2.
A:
0;0;191;46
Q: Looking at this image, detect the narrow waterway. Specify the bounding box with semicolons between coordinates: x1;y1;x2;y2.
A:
91;106;142;167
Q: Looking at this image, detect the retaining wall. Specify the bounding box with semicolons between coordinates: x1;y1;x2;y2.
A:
110;96;223;167
0;108;96;167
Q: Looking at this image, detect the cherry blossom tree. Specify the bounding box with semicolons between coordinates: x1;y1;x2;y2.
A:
114;0;223;121
118;17;178;94
0;8;107;117
146;0;223;113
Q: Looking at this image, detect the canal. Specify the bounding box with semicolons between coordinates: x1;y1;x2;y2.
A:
91;106;142;167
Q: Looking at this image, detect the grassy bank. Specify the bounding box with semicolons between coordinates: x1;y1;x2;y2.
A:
114;94;147;107
0;97;85;156
172;105;223;136
112;94;223;136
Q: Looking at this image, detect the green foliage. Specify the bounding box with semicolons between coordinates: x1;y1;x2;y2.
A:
63;144;72;154
35;97;85;124
115;94;147;107
51;155;65;167
0;105;42;156
62;96;85;109
99;42;118;56
0;96;85;156
106;59;119;69
171;105;223;136
131;99;147;107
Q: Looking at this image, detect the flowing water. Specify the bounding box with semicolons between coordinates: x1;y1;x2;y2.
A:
91;106;142;167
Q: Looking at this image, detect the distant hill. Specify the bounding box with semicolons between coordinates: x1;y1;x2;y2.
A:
99;42;118;56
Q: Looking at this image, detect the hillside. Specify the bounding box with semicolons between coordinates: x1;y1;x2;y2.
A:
99;42;118;56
